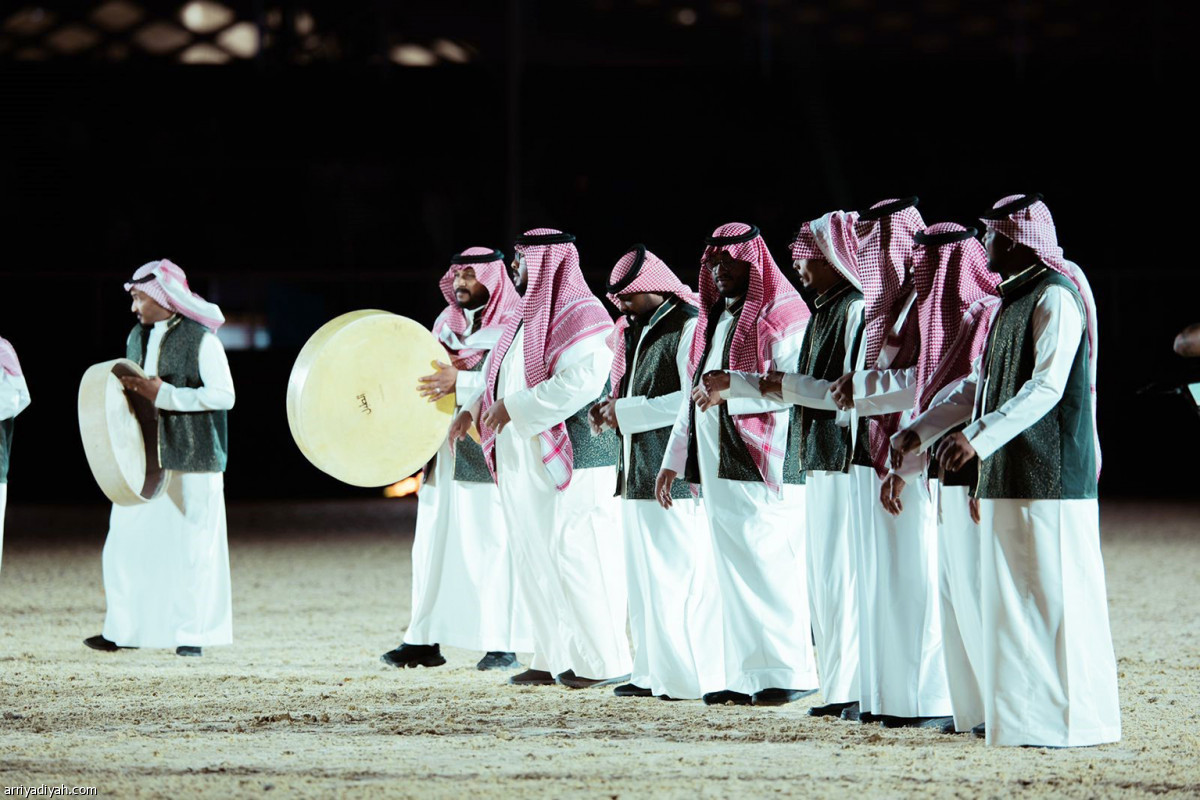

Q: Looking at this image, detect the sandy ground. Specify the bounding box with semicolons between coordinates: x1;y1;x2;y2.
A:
0;498;1198;799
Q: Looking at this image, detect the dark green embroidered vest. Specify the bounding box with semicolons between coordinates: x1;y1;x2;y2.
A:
615;300;696;500
684;302;798;485
127;317;229;473
0;417;13;484
568;380;620;469
452;361;493;483
797;283;863;474
974;268;1097;500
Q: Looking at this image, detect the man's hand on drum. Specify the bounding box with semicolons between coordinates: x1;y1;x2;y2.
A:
481;399;512;434
693;370;730;412
449;410;473;441
417;360;458;402
120;375;163;402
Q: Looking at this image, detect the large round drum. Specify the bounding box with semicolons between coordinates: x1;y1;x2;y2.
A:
287;310;458;487
78;359;168;506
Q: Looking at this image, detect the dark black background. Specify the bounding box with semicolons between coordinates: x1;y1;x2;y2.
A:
2;1;1197;503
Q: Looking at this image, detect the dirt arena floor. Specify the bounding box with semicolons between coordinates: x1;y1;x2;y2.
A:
1;498;1197;798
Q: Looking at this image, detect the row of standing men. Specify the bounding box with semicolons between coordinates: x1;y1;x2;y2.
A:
386;194;1121;749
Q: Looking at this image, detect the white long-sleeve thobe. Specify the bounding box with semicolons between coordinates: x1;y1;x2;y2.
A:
611;312;723;699
919;284;1119;747
102;317;235;649
0;368;31;573
846;290;951;717
476;325;629;680
404;306;533;653
661;306;818;696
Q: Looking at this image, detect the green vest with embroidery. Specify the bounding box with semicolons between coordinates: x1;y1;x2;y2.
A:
127;317;229;474
0;417;13;484
797;283;862;474
684;302;800;485
568;378;620;469
974;268;1096;500
452;360;493;483
615;300;697;500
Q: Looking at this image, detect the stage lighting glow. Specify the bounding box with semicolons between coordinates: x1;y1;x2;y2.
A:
134;21;191;54
390;44;436;67
433;39;469;64
674;8;697;26
5;8;56;37
295;10;314;36
179;42;230;63
217;21;258;58
180;1;234;34
46;24;100;54
383;473;423;498
91;1;144;32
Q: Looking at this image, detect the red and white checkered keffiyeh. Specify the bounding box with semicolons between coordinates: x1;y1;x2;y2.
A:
604;245;699;396
792;210;863;292
911;223;1000;414
855;198;925;475
124;260;225;332
689;222;810;492
0;336;22;377
432;247;521;370
982;193;1101;475
481;228;615;490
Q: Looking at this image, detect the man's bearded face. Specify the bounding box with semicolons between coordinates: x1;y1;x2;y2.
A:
453;268;490;310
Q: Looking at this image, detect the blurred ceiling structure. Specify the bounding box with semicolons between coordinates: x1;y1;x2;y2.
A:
0;0;1188;68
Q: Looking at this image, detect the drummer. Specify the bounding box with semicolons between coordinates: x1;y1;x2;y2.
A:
84;260;235;657
1;336;31;573
380;248;534;671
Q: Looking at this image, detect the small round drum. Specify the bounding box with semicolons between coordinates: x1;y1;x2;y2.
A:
78;359;168;506
287;310;457;487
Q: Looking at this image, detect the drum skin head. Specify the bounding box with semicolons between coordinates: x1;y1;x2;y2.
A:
78;359;168;506
287;310;457;487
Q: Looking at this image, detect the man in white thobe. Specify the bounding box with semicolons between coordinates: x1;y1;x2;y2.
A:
0;337;32;573
657;222;817;707
85;260;235;657
382;247;532;671
747;211;865;718
455;228;630;688
831;198;952;728
906;194;1119;747
592;245;722;701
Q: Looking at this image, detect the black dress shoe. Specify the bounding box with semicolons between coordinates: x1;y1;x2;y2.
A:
972;723;986;738
613;683;653;697
809;700;859;718
508;668;556;686
879;715;954;729
476;651;521;671
702;690;753;706
938;718;961;734
83;635;131;652
752;688;818;707
176;646;202;657
556;670;631;689
840;703;863;721
380;643;446;668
